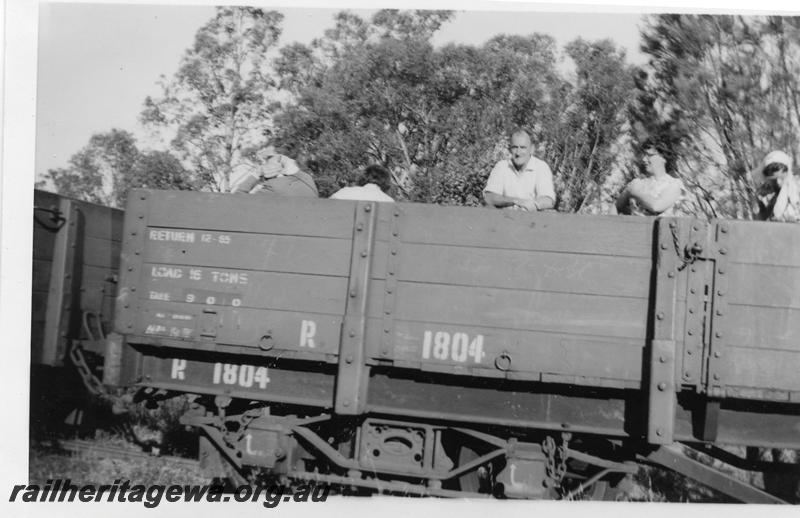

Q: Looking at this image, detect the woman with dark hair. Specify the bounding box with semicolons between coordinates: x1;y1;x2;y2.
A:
330;164;394;202
616;146;683;216
753;150;800;222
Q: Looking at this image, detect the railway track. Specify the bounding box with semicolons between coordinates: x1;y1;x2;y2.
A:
57;439;201;470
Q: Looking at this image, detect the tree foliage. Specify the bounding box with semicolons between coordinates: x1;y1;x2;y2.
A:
36;129;192;207
141;7;284;192
633;14;800;218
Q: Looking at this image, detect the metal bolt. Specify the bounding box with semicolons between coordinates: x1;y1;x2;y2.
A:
386;288;392;294
361;250;368;258
656;312;664;320
714;351;721;358
684;371;692;379
345;355;353;364
385;310;391;315
393;231;399;237
128;267;133;272
356;223;363;231
688;308;694;314
349;289;356;298
140;195;146;201
720;224;728;233
715;332;722;338
656;428;664;436
692;225;699;231
687;330;693;336
349;330;356;338
138;214;144;219
687;349;693;355
667;272;675;278
690;288;696;294
669;222;677;229
691;267;696;273
388;271;394;276
131;287;136;292
713;374;720;380
131;231;137;236
719;248;727;255
391;249;397;255
717;290;724;296
394;211;400;217
718;268;725;274
124;304;129;309
342;400;350;407
657;382;667;391
364;205;371;212
659;356;666;363
660;243;668;250
716;309;722;316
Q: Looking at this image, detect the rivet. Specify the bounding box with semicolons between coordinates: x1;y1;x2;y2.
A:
656;312;664;320
356;223;363;231
714;351;721;358
717;290;724;296
345;355;353;364
687;349;693;355
656;428;664;436
343;400;350;407
384;329;390;334
388;271;395;276
124;304;129;309
131;287;136;292
386;288;392;294
718;268;724;274
349;330;356;338
140;195;146;201
660;243;668;250
361;250;368;258
713;374;720;380
716;310;722;316
684;371;692;378
690;288;696;294
659;356;666;363
669;222;677;229
364;205;371;212
692;225;699;231
687;330;693;336
667;272;675;278
719;248;727;255
720;225;728;233
385;310;391;315
128;267;133;271
391;249;397;255
382;349;389;355
688;308;694;314
657;382;667;391
131;231;137;236
135;251;140;256
393;231;399;237
691;267;696;273
138;214;144;219
715;332;722;338
349;289;356;298
394;211;400;217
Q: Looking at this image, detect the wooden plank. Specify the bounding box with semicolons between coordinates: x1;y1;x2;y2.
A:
394;203;655;257
73;200;124;240
367;281;648;339
140;266;347;314
365;318;643;384
132;303;342;355
82;236;122;269
726;220;800;267
720;348;800;392
727;263;800;309
32;259;52;293
371;242;651;298
139;189;355;239
725;304;800;351
143;229;351;276
32;226;56;261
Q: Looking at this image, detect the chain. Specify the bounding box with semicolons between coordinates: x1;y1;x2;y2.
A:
670;222;704;271
69;342;108;397
542;433;570;487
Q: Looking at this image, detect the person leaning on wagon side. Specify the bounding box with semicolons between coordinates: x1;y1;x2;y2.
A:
483;129;556;211
752;150;800;223
615;145;683;216
330;164;395;202
230;144;319;197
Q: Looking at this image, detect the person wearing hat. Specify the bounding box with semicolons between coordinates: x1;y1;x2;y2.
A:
230;144;318;197
616;145;684;216
753;150;800;222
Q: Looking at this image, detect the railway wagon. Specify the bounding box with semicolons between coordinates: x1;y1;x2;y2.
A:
111;188;800;501
31;189;124;429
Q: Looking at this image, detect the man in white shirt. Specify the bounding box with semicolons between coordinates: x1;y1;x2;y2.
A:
330;164;395;202
483;130;556;211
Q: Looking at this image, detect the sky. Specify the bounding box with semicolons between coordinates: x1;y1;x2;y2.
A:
34;2;652;178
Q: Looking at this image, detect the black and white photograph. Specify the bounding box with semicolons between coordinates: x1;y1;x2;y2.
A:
3;0;800;513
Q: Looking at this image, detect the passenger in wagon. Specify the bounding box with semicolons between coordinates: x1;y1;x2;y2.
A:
483;129;556;211
329;164;395;202
752;150;800;223
230;144;319;197
615;145;683;216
